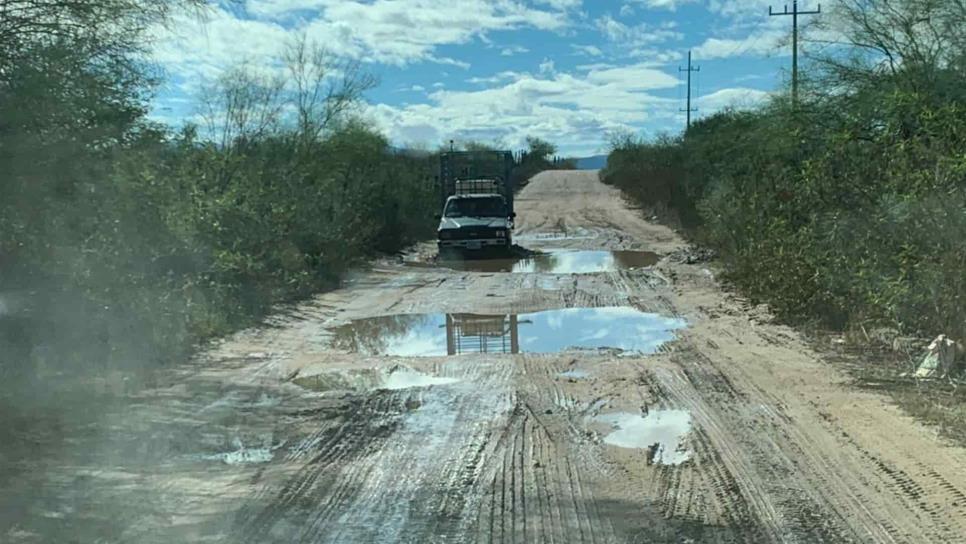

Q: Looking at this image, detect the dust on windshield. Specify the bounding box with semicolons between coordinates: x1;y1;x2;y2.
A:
444;197;507;218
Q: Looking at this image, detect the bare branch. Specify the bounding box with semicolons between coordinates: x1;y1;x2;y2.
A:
283;34;377;144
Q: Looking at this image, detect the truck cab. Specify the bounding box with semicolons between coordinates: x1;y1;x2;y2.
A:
437;193;514;253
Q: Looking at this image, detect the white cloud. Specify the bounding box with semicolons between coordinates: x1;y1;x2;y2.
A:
630;0;699;10
466;71;523;85
534;0;583;8
695;0;833;61
306;0;567;65
571;44;603;57
153;0;574;83
583;64;680;90
695;87;771;110
366;63;683;155
539;58;556;74
433;56;471;69
692;26;787;60
594;14;683;56
151;8;293;83
707;0;774;18
628;48;684;63
500;45;530;56
148;0;783;155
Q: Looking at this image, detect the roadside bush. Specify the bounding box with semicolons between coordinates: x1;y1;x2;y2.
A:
0;8;438;391
602;1;966;342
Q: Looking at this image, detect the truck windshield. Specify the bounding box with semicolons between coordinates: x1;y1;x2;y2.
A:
444;197;507;218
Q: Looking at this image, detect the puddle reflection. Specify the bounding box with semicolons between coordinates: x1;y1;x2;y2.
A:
596;410;693;465
330;307;687;357
432;249;660;274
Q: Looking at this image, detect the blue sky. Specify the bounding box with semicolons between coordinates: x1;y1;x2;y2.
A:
150;0;806;156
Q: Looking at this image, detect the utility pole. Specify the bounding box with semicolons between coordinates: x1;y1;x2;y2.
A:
769;1;821;105
679;50;699;131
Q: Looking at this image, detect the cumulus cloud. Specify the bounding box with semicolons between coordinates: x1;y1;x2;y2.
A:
594;15;684;51
690;0;830;60
629;0;699;10
571;44;604;57
707;0;776;18
693;27;787;59
149;0;781;155
695;87;771;110
539;58;556;74
500;45;530;56
534;0;583;9
365;64;683;155
153;0;573;83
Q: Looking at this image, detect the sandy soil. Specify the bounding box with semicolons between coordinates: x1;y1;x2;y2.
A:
5;170;966;543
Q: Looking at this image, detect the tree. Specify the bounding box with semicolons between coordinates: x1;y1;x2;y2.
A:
525;136;556;160
0;0;205;82
813;0;966;94
284;35;377;146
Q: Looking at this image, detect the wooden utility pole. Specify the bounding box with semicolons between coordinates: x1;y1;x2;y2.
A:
679;50;699;130
769;1;821;105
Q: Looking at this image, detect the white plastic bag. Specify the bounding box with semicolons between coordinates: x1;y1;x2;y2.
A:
914;335;961;378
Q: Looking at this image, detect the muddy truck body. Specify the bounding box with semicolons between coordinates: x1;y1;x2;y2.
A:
436;151;516;253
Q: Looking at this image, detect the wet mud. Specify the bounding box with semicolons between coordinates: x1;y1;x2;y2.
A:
430;249;661;274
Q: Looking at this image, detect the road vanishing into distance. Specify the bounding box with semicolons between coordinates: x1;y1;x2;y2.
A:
6;171;966;543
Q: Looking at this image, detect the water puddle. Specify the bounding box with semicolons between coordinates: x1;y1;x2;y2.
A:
559;369;590;379
329;307;686;356
430;249;660;274
201;438;281;465
293;365;459;393
595;410;693;465
518;229;597;241
382;367;459;390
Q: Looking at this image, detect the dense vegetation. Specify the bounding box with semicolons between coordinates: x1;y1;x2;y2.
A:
0;1;556;390
604;0;966;342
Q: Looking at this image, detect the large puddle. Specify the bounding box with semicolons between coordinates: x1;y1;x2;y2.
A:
596;410;693;465
432;249;660;274
329;307;687;356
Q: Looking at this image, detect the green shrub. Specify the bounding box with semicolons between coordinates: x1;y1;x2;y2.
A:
602;7;966;340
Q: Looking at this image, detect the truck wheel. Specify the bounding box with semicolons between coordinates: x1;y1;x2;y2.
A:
438;245;457;261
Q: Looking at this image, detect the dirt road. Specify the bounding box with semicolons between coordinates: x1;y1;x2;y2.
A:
6;170;966;543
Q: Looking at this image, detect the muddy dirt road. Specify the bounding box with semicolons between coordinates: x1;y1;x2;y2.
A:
6;170;966;543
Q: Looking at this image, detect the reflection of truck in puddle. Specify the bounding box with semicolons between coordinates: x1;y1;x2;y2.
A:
445;314;519;355
436;151;516;256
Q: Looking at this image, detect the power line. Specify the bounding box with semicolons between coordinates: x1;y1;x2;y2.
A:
679;50;700;131
769;1;821;106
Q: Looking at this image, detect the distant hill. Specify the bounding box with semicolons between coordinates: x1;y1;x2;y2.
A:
573;155;608;170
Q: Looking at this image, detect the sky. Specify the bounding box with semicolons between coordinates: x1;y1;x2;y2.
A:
149;0;810;156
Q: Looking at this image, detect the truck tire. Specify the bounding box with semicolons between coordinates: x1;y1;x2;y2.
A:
438;244;458;261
